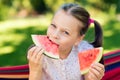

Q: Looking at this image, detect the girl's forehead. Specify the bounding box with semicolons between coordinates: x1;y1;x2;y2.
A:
52;10;83;30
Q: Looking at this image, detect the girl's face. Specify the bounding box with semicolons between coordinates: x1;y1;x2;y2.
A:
47;10;84;54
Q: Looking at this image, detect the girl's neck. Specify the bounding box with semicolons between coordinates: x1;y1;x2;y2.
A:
59;47;72;60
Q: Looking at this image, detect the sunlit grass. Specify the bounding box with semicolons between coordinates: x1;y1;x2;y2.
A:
0;34;25;45
0;16;50;32
104;30;113;37
0;46;15;55
0;16;48;66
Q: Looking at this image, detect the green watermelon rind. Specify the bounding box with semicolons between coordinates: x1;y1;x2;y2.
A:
31;35;42;47
44;51;59;59
80;47;103;75
31;35;59;59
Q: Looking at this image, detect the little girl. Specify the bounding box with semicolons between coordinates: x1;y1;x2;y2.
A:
27;3;105;80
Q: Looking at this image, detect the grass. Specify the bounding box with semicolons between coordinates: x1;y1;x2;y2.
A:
103;20;120;52
0;16;49;66
0;14;120;66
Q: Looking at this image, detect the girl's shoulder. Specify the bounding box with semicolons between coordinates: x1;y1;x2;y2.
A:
77;40;94;52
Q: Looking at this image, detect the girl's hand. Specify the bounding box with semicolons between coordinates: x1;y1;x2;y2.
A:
27;46;44;80
84;62;105;80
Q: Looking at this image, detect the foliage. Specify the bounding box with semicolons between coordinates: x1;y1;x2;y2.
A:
0;4;8;20
0;0;119;21
0;0;13;6
45;0;75;12
29;0;47;14
102;0;120;13
102;0;118;4
0;0;32;21
0;0;12;20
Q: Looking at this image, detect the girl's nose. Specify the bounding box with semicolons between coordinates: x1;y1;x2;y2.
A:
52;30;59;39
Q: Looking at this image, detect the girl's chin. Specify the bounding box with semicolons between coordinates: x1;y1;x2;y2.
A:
58;47;67;52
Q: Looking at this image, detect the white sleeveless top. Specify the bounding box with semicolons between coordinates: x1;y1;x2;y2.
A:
42;41;93;80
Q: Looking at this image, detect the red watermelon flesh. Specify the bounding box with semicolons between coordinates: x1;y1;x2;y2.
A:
78;47;103;75
31;35;59;59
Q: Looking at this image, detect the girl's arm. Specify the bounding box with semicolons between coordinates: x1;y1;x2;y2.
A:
27;46;44;80
84;62;105;80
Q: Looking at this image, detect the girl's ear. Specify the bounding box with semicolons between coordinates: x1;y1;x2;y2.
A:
74;35;85;46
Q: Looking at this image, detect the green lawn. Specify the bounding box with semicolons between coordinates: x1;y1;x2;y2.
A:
0;17;49;66
0;15;120;67
103;20;120;52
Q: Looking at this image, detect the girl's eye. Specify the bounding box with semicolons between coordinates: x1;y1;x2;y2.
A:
64;31;69;35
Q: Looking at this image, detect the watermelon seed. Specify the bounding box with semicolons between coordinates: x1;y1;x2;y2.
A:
90;54;92;56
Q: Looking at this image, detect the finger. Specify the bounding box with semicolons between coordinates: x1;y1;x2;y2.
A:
88;70;98;80
92;64;104;76
92;63;105;74
89;67;101;79
36;49;44;61
94;63;105;69
31;47;43;59
27;46;37;59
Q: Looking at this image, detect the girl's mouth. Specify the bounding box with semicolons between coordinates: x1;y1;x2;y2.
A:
47;36;59;46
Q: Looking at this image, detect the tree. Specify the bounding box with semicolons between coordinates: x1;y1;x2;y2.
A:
29;0;47;14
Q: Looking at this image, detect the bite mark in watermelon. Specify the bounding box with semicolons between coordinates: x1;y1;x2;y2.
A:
78;47;103;75
31;35;59;59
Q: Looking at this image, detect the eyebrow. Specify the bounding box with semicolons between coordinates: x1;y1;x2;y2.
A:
51;23;56;27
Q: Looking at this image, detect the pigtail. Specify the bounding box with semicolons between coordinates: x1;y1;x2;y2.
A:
90;20;104;64
90;20;103;47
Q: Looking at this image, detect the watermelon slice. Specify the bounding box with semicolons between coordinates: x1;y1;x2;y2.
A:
31;35;59;59
78;47;103;75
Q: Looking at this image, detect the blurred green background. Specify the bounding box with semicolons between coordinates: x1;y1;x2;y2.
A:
0;0;120;67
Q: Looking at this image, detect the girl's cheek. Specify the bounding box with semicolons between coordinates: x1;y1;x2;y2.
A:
47;28;50;35
47;28;52;36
